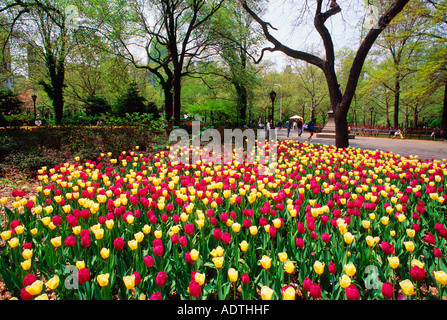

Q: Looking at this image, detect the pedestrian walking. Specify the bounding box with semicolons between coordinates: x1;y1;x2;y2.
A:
307;119;315;141
297;119;303;137
285;120;291;137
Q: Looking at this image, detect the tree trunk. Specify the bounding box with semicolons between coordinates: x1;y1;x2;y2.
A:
53;83;64;124
172;69;182;126
441;80;447;138
163;84;173;121
393;74;400;128
335;103;349;148
413;106;418;129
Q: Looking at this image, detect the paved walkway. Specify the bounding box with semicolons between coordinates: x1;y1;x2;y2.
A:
276;129;447;162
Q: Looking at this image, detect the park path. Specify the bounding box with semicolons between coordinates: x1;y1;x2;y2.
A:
276;128;447;162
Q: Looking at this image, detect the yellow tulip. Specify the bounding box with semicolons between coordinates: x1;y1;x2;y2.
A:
0;230;11;241
26;280;43;295
76;261;85;270
239;240;249;252
260;286;274;300
282;286;296;300
339;274;351;289
97;273;110;287
142;224;151;234
434;271;447;286
232;222;241;233
93;228;104;240
278;252;288;263
344;263;356;277
154;230;162;239
8;237;19;248
100;248;110;259
190;249;199;261
123;275;136;289
249;226;258;235
404;241;415;252
46;275;60;290
228;268;239;282
50;236;62;248
313;261;325;275
388;256;400;269
105;219;114;230
381;216;389;225
126;214;134;224
134;231;144;243
22;249;33;260
366;235;375;247
406;228;415;238
343;232;355;245
34;294;49;300
212;256;224;268
15;225;24;235
284;261;295;274
128;240;138;251
195;272;206;286
362;220;371;229
411;259;425;269
260;255;272;269
21;259;31;271
400;279;414;296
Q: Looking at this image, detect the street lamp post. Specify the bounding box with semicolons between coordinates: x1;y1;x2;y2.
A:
369;106;374;128
32;94;37;121
273;83;282;124
269;90;276;129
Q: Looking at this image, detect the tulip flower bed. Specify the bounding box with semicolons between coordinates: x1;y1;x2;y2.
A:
1;140;447;300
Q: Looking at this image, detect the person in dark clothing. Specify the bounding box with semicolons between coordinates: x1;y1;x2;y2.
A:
297;119;303;136
307;119;315;141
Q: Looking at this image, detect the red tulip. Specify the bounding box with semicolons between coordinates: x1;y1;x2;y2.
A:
149;292;162;300
133;271;142;285
64;236;77;247
189;280;201;298
425;233;436;244
302;277;312;291
241;274;250;285
144;255;154;268
221;232;231;244
321;233;331;243
184;224;195;235
21;287;33;300
295;237;304;249
410;266;426;282
113;237;125;250
156;271;167;287
434;247;443;258
328;262;337;274
309;283;321;299
81;236;91;248
154;245;164;257
346;284;360;300
22;273;37;287
381;282;394;299
77;268;90;284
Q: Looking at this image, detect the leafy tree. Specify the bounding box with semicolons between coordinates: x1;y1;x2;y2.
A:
84;95;111;116
115;82;147;115
241;0;411;147
0;88;22;115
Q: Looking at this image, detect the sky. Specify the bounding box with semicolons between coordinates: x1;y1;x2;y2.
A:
256;0;371;70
